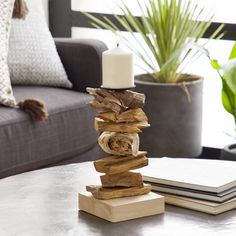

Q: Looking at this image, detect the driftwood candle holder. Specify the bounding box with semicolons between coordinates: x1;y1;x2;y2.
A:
85;87;151;199
79;87;164;222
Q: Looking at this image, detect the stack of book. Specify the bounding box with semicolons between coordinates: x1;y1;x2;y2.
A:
141;157;236;215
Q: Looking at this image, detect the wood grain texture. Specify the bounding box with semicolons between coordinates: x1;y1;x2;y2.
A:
97;108;148;123
94;152;148;174
87;87;145;113
95;118;150;133
86;87;152;204
98;132;139;156
86;184;152;200
79;191;165;222
101;172;143;187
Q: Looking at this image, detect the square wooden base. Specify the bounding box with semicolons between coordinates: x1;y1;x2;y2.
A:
79;192;165;222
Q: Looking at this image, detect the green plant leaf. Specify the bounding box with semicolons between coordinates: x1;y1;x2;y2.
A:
208;40;236;122
83;0;224;83
229;42;236;60
221;79;234;115
222;59;236;94
222;89;233;114
211;60;221;71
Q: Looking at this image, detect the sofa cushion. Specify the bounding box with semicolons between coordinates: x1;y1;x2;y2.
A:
0;0;16;107
8;0;72;88
0;86;98;178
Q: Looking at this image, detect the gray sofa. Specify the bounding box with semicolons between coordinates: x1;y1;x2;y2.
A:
0;38;107;179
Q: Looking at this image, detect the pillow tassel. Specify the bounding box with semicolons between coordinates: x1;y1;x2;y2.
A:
12;0;28;19
18;98;48;122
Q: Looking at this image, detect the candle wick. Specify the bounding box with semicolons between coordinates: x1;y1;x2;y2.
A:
117;43;119;47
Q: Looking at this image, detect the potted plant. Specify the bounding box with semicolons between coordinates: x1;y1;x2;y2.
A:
85;0;224;157
211;43;236;160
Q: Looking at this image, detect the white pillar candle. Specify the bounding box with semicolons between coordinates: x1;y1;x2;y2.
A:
102;45;134;89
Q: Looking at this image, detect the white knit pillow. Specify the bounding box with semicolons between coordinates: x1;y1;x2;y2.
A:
0;0;17;107
8;0;72;88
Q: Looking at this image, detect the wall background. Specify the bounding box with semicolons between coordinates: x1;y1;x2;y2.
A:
42;0;49;23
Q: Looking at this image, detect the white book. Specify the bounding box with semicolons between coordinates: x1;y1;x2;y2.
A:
149;183;236;202
161;193;236;215
141;158;236;193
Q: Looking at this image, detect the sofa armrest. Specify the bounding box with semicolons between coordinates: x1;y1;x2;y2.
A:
55;38;108;93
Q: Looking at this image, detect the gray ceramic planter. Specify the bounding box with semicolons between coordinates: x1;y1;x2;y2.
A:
221;144;236;161
134;75;203;157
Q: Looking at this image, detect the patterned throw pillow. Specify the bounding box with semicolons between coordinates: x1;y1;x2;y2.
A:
8;0;72;88
0;0;17;107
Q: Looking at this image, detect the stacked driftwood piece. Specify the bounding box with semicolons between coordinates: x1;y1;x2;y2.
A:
86;88;152;200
